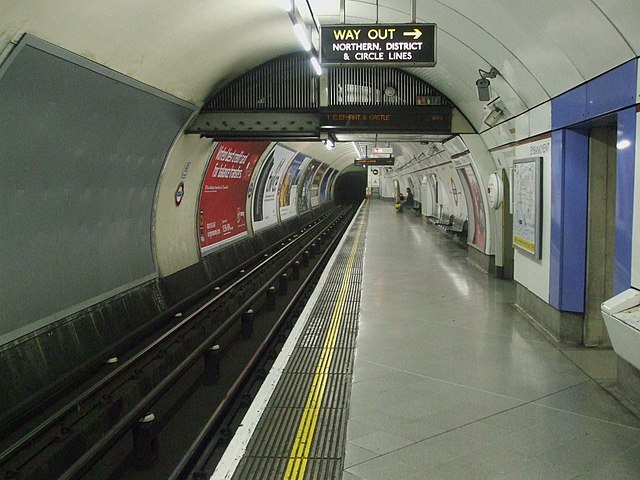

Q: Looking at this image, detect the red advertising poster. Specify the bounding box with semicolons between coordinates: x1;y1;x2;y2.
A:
460;166;486;251
198;141;269;252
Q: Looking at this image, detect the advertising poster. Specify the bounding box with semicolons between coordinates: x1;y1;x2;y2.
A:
311;163;329;207
298;159;321;213
252;144;296;232
326;169;339;202
198;141;269;253
319;168;336;203
460;165;486;251
279;152;311;221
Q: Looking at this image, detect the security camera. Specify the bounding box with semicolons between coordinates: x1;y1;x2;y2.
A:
476;78;491;101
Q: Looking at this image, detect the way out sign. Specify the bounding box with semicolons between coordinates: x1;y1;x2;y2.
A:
320;24;436;67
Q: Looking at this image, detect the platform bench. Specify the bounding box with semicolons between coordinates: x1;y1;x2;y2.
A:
447;218;468;237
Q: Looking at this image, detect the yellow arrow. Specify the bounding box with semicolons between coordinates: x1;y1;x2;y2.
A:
403;28;422;40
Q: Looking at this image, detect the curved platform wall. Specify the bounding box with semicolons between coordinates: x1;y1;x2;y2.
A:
153;133;215;278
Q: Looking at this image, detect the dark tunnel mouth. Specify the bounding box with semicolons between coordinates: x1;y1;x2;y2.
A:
333;170;367;205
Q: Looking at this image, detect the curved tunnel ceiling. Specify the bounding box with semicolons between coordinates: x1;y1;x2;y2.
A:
2;0;638;168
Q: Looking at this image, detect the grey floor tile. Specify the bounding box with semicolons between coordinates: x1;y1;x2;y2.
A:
388;432;474;470
562;347;618;377
576;443;640;479
346;455;424;480
421;457;497;480
534;381;640;427
349;430;415;455
346;418;378;442
534;421;640;475
342;201;640;480
341;471;364;480
344;442;379;469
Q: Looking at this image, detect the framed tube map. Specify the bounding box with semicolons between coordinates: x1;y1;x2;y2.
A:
512;157;542;258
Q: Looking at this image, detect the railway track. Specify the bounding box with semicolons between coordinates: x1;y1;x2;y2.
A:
0;206;356;480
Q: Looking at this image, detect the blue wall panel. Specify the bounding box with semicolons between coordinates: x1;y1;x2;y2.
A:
587;60;637;119
614;107;637;294
549;131;565;309
552;85;587;130
561;130;589;312
550;59;638;313
549;130;589;312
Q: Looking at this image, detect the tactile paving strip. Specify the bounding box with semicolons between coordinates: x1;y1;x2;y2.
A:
232;206;368;480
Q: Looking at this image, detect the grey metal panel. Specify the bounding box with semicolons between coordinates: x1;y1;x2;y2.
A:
0;35;194;341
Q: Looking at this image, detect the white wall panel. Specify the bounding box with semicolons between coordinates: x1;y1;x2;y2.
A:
515;113;531;142
529;102;552;137
513;137;552;302
484;118;517;147
481;130;500;151
0;1;297;106
593;0;640;56
155;135;215;277
506;0;633;79
424;0;583;97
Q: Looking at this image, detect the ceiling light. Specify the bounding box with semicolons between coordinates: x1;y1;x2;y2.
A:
294;23;311;51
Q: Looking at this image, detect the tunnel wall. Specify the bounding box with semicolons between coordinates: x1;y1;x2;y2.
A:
0;37;339;422
0;34;195;345
154;133;215;278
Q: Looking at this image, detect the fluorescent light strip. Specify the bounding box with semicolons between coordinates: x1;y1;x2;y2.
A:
310;56;322;76
294;23;311;51
352;141;361;158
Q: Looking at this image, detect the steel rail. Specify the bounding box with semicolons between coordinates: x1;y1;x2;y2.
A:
168;208;350;480
52;210;351;480
0;208;344;470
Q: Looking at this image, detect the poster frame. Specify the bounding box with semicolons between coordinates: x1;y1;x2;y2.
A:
512;156;542;259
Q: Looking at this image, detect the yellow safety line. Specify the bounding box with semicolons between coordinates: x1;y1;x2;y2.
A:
283;214;366;480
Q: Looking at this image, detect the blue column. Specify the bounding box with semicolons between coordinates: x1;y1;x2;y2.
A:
549;129;589;312
614;107;637;294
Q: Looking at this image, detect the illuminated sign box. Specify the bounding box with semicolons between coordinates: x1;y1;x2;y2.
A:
320;106;452;133
355;157;395;166
321;23;436;67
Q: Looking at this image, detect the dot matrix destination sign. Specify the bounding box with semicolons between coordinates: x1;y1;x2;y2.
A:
321;24;436;67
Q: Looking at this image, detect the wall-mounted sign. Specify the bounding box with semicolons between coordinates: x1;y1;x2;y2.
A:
321;24;436;67
487;172;504;209
175;182;185;206
355;157;395;166
321;106;451;133
371;147;393;155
